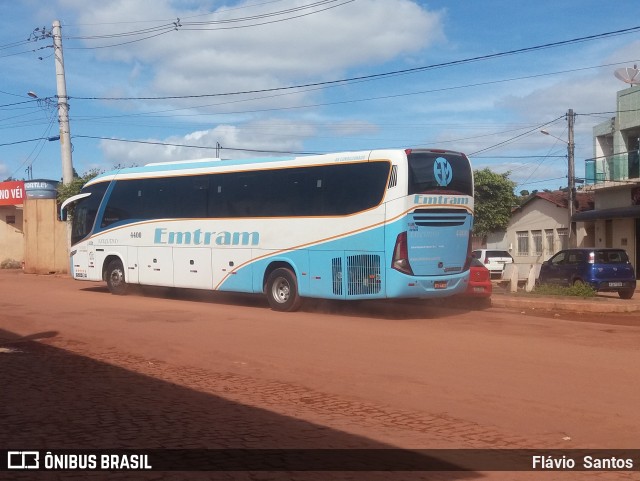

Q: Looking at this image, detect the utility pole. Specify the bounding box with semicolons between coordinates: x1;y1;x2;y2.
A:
567;108;576;247
52;20;74;185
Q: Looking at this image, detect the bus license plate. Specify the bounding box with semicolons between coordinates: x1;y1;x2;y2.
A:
434;281;447;289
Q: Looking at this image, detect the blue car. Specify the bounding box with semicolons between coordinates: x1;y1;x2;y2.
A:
538;248;637;299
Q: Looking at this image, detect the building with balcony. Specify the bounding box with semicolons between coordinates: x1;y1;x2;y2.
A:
579;84;640;277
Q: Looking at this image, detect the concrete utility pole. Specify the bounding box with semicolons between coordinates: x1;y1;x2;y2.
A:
52;20;74;185
567;108;576;247
541;110;576;247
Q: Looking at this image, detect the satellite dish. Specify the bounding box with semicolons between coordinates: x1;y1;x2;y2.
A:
614;65;640;85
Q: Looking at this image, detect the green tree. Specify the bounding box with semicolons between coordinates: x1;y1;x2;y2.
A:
57;169;101;217
473;168;517;239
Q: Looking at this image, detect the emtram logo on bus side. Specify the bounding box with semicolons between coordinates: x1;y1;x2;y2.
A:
153;227;260;246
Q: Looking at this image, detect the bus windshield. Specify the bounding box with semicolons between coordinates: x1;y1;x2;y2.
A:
70;182;108;245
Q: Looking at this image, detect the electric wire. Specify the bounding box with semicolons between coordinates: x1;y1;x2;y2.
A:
468;116;565;156
72;134;318;156
68;25;640;100
10;110;57;179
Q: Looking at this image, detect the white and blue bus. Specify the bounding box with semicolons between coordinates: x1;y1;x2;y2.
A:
61;149;474;311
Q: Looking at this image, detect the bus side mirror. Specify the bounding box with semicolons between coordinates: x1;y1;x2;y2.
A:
59;208;67;222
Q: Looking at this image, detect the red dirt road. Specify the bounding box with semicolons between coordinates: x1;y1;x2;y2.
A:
1;270;639;480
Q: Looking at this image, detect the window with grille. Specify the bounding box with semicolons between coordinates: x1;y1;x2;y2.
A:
516;231;529;256
532;230;542;255
557;228;569;250
545;229;554;255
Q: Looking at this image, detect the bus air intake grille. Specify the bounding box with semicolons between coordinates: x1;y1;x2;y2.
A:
332;257;343;295
347;254;381;296
413;214;467;227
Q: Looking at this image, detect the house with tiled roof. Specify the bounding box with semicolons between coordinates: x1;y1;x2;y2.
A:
487;190;594;267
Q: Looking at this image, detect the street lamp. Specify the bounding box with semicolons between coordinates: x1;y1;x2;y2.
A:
540;109;576;247
540;129;565;142
27;90;55;110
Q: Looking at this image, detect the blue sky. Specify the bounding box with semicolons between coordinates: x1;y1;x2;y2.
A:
1;0;639;193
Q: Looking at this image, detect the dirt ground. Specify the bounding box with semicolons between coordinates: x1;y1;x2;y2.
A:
1;270;638;481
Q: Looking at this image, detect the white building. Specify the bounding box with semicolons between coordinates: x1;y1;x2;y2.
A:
488;191;594;266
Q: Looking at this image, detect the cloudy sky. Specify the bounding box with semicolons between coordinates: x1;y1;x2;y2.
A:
2;0;639;192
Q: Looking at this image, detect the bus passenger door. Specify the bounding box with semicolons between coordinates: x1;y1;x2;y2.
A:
173;247;213;289
85;243;102;281
138;247;174;286
70;245;91;280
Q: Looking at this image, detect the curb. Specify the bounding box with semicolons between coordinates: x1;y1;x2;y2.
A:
490;294;640;313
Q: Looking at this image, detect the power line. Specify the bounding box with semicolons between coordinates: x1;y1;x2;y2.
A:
472;155;566;158
72;134;319;155
0;136;59;147
468;116;565;156
179;0;354;31
63;58;640;124
10;111;57;179
69;25;640;101
64;0;352;50
68;133;586;190
63;0;291;26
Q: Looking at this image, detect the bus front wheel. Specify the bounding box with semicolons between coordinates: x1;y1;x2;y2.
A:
105;259;129;295
266;268;302;312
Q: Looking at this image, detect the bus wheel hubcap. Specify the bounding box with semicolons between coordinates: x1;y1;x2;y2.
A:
111;270;123;286
273;279;290;303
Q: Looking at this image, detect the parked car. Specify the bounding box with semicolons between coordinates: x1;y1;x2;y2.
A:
465;258;492;298
471;249;514;278
538;248;637;299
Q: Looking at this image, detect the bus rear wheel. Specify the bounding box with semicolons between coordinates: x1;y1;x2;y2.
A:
105;259;129;295
266;268;302;312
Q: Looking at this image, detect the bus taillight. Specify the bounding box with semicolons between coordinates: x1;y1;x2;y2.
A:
392;232;414;275
463;230;473;271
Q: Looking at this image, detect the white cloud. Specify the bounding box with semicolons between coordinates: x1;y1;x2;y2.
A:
67;0;445;102
53;0;446;160
493;40;640;124
0;163;9;179
99;118;317;166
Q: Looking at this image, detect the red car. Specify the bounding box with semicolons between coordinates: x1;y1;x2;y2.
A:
465;258;492;298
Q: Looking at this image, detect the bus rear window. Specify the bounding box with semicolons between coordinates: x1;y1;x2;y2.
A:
407;151;473;196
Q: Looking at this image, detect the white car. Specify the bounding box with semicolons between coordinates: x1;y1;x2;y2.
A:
472;249;514;278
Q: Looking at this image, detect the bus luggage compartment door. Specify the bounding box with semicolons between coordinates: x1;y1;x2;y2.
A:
174;247;213;289
139;246;174;286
